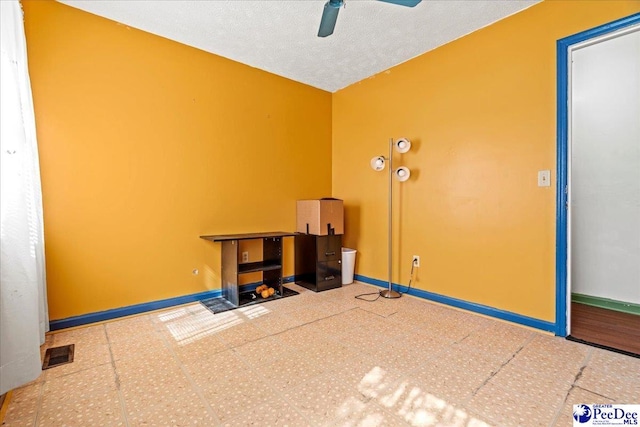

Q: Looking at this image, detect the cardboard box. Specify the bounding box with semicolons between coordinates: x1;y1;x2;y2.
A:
296;198;344;236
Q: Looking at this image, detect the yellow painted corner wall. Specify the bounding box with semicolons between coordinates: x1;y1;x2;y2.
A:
23;0;332;320
332;1;640;322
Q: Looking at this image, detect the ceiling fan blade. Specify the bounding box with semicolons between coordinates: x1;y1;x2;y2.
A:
318;1;341;37
377;0;422;7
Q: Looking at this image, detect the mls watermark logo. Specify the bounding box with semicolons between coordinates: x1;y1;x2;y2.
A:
574;405;593;424
573;404;639;426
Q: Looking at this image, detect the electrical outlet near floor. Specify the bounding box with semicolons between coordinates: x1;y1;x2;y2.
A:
242;251;249;263
412;255;420;267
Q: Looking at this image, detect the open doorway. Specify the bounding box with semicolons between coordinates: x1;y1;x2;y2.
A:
556;14;640;355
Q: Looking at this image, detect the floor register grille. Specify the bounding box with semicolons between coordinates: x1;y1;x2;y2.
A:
42;344;75;370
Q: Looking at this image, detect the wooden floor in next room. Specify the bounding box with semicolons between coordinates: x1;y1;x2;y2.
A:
570;302;640;356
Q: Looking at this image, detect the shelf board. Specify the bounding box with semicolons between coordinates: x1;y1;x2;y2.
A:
238;261;282;274
200;232;296;242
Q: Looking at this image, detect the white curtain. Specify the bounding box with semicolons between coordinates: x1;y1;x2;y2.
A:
0;0;49;394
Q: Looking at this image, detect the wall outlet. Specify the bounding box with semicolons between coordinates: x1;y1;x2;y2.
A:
412;255;420;267
242;251;249;263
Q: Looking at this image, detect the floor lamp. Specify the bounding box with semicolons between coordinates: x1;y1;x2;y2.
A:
370;138;412;299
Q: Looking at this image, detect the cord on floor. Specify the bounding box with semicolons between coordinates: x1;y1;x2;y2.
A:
354;259;417;302
355;291;381;302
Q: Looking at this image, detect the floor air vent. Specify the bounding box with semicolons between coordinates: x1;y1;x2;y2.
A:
42;344;75;370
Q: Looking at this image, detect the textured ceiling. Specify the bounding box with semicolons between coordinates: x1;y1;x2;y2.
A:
58;0;540;92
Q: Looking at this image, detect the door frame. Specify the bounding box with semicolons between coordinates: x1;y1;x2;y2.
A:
555;12;640;337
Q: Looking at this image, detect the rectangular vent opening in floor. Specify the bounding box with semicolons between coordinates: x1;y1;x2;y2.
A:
42;344;75;370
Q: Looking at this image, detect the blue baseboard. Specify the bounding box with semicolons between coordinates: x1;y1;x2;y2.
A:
49;275;298;331
354;274;556;334
49;289;223;331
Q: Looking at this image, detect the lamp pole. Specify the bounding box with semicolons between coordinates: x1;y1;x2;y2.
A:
380;138;401;299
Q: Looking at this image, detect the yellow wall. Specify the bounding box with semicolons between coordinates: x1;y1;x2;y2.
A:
333;1;640;322
23;0;332;320
24;0;640;324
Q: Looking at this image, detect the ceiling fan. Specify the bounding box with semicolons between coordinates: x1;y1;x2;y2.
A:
318;0;422;37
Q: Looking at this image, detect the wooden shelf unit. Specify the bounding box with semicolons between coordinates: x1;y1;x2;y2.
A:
200;232;295;307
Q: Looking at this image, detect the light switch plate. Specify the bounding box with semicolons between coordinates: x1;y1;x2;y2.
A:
538;170;551;187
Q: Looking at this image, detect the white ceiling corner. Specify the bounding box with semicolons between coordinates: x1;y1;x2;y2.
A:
57;0;541;92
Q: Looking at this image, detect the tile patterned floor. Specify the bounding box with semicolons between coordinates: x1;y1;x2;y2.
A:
2;282;639;426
